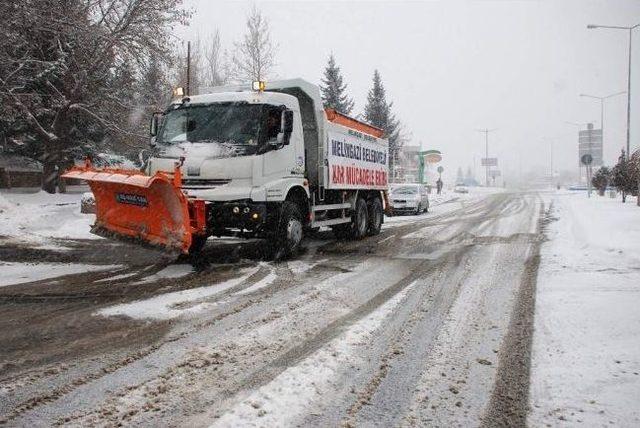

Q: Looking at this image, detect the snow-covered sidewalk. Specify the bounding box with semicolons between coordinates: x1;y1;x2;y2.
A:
529;192;640;426
0;188;97;249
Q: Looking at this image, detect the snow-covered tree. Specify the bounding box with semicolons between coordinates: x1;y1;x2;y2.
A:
0;0;189;192
230;6;277;82
611;150;638;203
320;54;354;114
139;58;172;114
363;70;405;178
631;149;640;206
591;166;611;196
203;30;230;87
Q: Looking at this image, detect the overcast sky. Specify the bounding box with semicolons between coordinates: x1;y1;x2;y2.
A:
176;0;640;184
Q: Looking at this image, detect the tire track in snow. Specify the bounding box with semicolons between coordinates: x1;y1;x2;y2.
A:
210;281;419;427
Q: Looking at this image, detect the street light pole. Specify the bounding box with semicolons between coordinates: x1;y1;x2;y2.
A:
476;128;497;187
579;91;626;160
587;23;640;158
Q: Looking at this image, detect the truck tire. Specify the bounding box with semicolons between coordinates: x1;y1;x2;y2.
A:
332;198;368;240
351;198;369;239
275;201;303;258
367;198;383;236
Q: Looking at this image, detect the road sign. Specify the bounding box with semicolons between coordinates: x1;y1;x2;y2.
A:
488;170;501;178
581;154;593;165
481;157;498;167
437;166;444;173
578;128;602;167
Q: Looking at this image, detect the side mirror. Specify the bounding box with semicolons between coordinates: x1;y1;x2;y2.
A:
149;112;163;137
282;110;294;134
278;109;294;146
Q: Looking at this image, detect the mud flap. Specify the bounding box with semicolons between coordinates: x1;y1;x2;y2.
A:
62;166;205;254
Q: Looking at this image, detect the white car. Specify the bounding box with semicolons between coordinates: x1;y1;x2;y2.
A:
454;184;469;194
389;184;429;215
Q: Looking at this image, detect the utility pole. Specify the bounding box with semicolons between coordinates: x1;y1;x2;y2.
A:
186;41;191;96
550;140;554;179
588;23;639;159
580;91;626;162
476;128;497;187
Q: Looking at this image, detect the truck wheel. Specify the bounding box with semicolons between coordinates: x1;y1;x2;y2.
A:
350;198;369;239
275;201;303;258
188;235;208;254
367;198;383;236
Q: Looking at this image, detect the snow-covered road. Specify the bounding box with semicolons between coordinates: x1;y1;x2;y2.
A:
1;189;544;426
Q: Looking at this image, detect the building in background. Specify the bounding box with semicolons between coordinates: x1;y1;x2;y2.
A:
394;145;420;183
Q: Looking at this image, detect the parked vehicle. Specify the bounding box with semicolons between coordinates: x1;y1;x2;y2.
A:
63;79;389;256
389;183;429;215
454;183;469;194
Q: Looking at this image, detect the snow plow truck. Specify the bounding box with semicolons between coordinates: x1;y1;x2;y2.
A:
62;79;389;256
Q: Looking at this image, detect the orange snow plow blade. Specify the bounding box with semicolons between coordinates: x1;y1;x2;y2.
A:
62;163;206;254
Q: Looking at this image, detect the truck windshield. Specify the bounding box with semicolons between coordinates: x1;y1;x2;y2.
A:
156;102;282;158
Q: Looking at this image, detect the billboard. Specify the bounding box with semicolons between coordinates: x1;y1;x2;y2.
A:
578;128;603;167
481;157;498;167
327;130;389;190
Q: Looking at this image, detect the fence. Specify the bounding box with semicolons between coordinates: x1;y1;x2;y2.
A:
0;168;43;188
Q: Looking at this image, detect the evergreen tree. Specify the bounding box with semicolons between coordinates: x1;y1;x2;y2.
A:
363;70;404;180
611;150;638;203
591;166;611;196
320;54;354;114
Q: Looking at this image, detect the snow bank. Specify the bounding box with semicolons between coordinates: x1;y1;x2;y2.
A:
0;262;120;287
0;190;97;248
529;192;640;426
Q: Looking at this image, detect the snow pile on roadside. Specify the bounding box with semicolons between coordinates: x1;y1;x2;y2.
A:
0;262;120;287
529;193;640;426
0;190;97;248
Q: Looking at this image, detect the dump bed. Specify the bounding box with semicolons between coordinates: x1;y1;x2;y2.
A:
323;112;389;190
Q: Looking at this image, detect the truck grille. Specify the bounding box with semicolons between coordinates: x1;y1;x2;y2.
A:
181;178;231;189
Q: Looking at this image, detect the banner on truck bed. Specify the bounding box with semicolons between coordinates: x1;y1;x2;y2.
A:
327;130;388;190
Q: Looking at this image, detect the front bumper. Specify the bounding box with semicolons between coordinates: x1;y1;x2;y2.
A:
207;200;268;233
391;199;420;213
